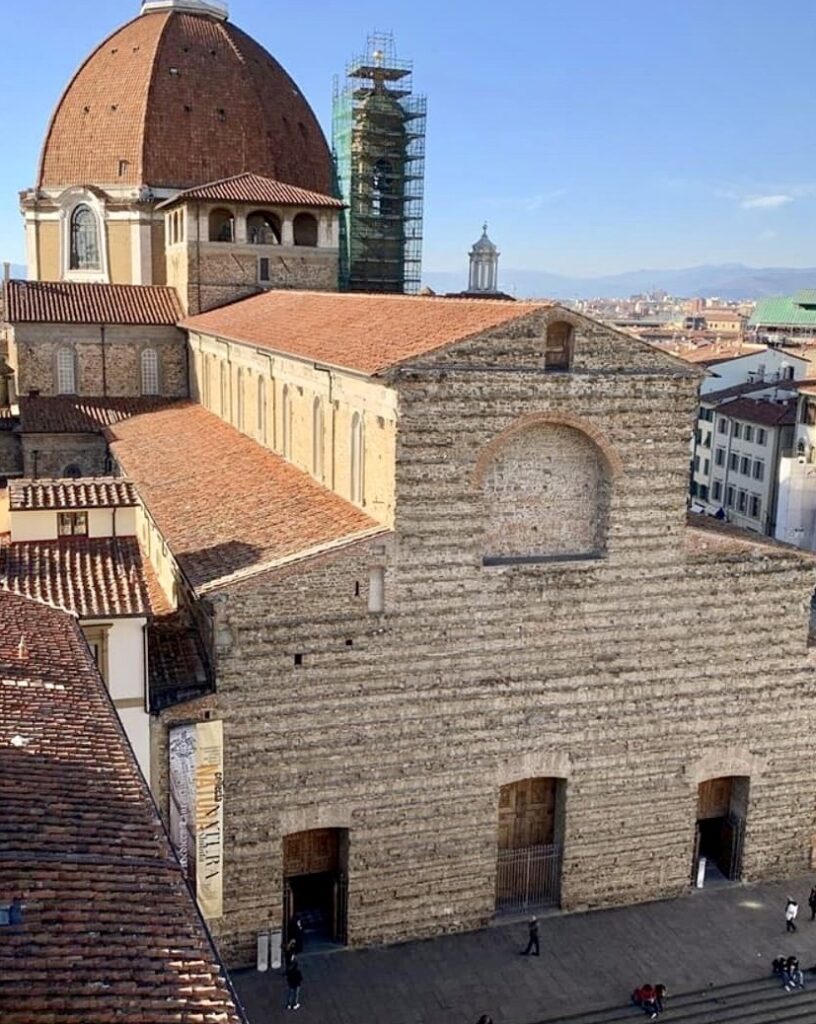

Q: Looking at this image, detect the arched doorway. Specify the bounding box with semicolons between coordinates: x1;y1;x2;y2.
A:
283;828;348;947
693;776;749;884
496;777;565;913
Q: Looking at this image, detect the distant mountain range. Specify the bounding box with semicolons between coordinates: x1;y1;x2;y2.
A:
4;260;814;302
423;264;816;302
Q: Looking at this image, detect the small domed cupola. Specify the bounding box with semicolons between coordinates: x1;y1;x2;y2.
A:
468;223;500;293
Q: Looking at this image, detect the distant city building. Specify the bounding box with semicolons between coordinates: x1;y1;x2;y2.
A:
333;33;427;293
750;291;816;345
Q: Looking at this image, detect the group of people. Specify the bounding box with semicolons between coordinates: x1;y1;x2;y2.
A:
772;955;805;991
631;983;668;1019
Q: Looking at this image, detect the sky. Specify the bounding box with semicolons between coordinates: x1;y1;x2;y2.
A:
1;0;815;279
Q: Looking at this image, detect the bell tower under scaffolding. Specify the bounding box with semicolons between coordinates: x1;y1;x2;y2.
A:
332;33;427;294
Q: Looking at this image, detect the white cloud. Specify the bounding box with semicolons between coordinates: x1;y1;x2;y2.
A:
740;193;794;210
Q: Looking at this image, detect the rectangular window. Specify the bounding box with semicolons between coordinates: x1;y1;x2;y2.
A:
806;403;816;427
732;422;742;439
737;490;747;513
740;456;750;475
258;257;271;283
750;495;761;518
718;418;728;434
753;460;764;481
757;428;767;445
715;447;725;467
712;480;722;501
726;486;735;509
702;432;711;448
694;455;700;472
696;429;702;445
57;512;88;537
703;459;710;475
729;452;738;471
690;480;698;497
744;425;753;442
699;484;709;501
81;625;111;684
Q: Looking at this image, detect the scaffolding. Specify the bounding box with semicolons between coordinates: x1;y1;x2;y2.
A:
332;33;426;294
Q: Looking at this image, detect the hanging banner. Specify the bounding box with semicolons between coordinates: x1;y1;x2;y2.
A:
169;720;224;919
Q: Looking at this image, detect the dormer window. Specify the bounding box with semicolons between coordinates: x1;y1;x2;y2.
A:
544;321;574;371
58;512;88;537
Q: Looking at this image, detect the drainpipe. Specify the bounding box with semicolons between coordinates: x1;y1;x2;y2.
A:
100;325;108;396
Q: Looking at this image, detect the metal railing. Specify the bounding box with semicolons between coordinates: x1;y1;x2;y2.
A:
496;844;563;913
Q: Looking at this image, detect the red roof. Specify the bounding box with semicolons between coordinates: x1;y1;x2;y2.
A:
0;535;170;618
108;402;386;590
159;171;344;209
4;280;183;325
717;396;797;427
182;291;550;375
0;591;242;1024
19;396;180;434
9;477;138;511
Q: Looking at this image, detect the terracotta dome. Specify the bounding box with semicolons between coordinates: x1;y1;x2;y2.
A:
38;5;332;194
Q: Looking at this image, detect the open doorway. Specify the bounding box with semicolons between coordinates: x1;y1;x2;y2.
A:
283;828;348;949
693;776;749;885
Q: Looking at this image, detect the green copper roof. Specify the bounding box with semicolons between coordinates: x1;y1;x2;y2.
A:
749;296;816;327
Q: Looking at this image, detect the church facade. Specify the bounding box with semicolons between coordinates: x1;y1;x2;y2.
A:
2;0;816;973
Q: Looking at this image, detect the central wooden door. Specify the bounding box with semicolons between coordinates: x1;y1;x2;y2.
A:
496;778;563;912
499;777;556;850
283;829;339;877
283;828;348;946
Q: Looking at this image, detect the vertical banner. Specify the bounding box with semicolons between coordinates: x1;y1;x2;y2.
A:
168;720;224;919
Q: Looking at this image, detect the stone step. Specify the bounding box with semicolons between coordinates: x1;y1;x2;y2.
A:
529;976;816;1024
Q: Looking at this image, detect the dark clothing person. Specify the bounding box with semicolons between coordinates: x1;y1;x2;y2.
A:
289;916;305;953
476;1017;494;1024
522;916;540;956
772;956;787;977
808;887;816;921
283;939;297;969
285;962;303;1010
653;984;667;1016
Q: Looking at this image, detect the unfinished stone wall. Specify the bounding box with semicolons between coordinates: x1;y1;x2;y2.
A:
20;432;109;478
155;312;816;966
0;431;21;477
12;324;187;398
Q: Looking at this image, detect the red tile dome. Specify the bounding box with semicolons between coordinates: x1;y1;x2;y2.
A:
38;7;332;194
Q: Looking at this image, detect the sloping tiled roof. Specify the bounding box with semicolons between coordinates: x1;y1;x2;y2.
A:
182;290;549;375
678;344;767;365
0;591;243;1024
717;396;797;428
158;171;344;209
37;8;331;193
149;611;211;711
0;535;170;618
108;402;385;591
702;379;803;404
18;396;179;434
9;477;138;511
4;279;183;325
749;296;816;328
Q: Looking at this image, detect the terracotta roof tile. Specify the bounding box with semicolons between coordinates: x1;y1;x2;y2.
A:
0;535;170;618
182;290;550;375
717;396;797;427
108;402;384;590
149;611;211;711
9;477;138;511
0;591;242;1023
38;9;331;193
158;171;343;209
677;343;767;365
5;279;182;324
19;396;180;434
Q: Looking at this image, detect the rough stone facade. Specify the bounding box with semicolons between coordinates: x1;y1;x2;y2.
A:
0;429;21;477
20;432;109;478
151;311;816;966
9;324;188;399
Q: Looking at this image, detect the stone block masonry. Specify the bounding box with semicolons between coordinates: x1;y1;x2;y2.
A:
153;310;816;966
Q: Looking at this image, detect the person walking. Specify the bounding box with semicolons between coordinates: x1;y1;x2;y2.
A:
786;898;799;933
521;915;540;956
285;958;303;1011
808;887;816;921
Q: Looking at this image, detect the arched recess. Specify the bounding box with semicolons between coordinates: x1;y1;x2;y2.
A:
209;207;234;242
545;320;575;371
685;747;766;787
140;347;159;395
247;209;281;245
293;212;318;247
474;412;622;565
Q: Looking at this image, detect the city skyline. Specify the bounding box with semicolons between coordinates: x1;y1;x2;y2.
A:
2;0;816;278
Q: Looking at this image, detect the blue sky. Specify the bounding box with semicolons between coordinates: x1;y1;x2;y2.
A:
1;0;814;278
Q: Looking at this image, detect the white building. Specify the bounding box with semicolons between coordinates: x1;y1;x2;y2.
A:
699;347;808;396
776;384;816;551
0;477;168;782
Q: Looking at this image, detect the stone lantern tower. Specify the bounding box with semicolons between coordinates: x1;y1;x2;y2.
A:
468;224;500;294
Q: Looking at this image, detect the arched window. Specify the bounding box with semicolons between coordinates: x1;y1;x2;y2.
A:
282;385;292;459
247;210;282;245
312;397;324;480
141;348;159;396
69;205;100;271
63;463;83;480
236;367;245;430
545;321;574;371
257;376;266;438
209;207;234;242
220;361;228;419
350;412;364;504
56;348;76;394
293;212;318;247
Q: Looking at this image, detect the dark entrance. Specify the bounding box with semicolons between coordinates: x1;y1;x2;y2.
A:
693;776;749;883
495;777;565;913
283;828;348;947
